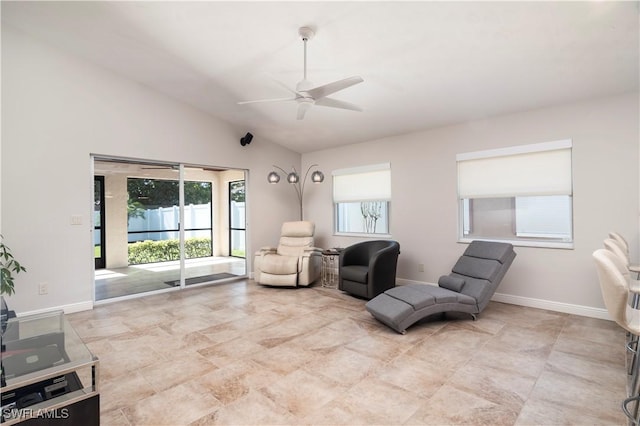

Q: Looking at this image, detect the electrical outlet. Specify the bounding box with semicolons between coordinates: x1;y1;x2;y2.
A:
70;215;83;225
39;282;48;295
418;263;425;272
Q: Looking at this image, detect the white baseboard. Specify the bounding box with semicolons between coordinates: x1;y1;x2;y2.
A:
491;292;611;320
15;284;611;322
395;278;611;321
18;300;94;317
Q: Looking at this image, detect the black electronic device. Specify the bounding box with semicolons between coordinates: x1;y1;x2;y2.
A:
240;132;253;146
1;373;82;422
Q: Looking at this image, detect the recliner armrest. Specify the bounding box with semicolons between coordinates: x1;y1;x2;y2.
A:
303;247;322;256
255;246;277;255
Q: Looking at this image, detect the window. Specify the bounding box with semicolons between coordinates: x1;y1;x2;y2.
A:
333;163;391;235
457;140;573;248
127;178;213;263
229;180;246;258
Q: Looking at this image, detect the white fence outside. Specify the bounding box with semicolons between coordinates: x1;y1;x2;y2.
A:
94;203;246;252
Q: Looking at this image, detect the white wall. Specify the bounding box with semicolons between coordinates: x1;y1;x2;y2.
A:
304;92;639;318
3;25;638;319
1;26;302;314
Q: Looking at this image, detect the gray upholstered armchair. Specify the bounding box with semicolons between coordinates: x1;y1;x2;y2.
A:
254;221;322;287
339;240;401;300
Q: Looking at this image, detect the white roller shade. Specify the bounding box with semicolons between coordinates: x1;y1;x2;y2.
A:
333;163;391;202
457;140;572;199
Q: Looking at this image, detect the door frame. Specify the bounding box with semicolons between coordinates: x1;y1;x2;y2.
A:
94;175;106;269
92;155;249;301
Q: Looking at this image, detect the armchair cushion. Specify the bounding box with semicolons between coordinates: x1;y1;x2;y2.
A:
464;240;515;264
277;236;314;257
340;265;369;283
385;286;436;310
281;221;315;237
452;256;501;282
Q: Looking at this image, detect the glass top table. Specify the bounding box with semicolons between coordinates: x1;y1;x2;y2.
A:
1;310;99;424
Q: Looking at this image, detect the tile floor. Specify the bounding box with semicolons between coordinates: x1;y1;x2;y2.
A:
67;280;629;425
95;257;246;301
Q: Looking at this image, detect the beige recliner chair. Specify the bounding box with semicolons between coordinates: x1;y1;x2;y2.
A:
254;221;322;287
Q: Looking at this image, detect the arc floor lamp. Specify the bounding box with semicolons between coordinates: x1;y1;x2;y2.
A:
267;164;324;220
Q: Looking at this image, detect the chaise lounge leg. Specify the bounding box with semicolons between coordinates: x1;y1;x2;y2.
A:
471;313;477;321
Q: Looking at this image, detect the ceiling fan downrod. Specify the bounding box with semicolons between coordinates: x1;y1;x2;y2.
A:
299;27;314;82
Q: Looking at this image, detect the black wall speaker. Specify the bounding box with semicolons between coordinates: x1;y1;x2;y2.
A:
240;132;253;146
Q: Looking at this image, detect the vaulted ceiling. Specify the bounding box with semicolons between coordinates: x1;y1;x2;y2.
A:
2;1;638;153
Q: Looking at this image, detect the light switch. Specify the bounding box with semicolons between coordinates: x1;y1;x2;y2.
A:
71;215;83;225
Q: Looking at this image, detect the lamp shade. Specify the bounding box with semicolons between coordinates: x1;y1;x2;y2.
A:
287;172;299;184
267;171;280;183
311;170;324;183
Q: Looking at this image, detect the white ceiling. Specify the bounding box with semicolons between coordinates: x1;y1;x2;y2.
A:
2;1;638;153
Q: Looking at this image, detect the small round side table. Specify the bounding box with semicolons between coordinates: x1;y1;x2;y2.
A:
321;249;341;288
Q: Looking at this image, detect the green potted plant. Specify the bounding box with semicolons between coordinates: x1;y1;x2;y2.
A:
1;235;26;326
1;235;26;296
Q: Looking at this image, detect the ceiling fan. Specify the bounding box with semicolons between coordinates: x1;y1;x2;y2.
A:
238;27;364;120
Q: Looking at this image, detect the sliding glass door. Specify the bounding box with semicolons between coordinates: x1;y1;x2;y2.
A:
93;157;247;301
127;177;181;265
94;176;106;269
229;180;246;259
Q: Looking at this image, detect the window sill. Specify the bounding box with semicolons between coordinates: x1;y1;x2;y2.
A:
458;237;574;250
335;232;393;239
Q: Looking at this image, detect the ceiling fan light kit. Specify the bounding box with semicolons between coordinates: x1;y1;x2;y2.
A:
238;26;364;120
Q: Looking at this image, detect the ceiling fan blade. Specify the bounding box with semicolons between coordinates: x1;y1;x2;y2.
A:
297;102;312;120
314;97;363;112
237;97;296;105
306;76;364;100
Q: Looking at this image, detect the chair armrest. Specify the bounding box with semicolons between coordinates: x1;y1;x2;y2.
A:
255;246;277;255
303;247;323;255
630;278;640;294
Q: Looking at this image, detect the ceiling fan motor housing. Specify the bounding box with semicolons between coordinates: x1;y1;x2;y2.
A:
298;26;315;41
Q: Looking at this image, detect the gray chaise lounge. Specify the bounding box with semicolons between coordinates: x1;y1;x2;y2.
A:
365;240;516;334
